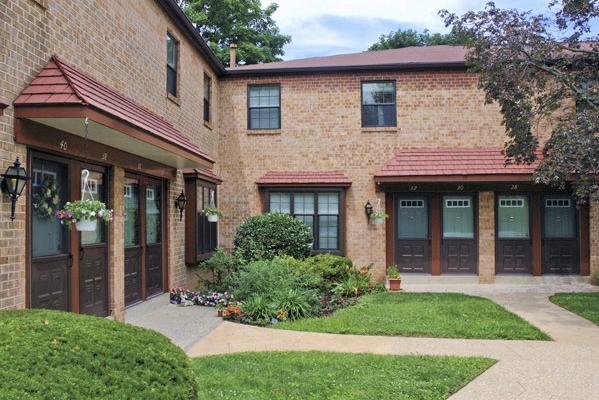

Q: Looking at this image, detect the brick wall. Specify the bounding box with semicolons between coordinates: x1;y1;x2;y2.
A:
218;70;509;278
0;0;220;310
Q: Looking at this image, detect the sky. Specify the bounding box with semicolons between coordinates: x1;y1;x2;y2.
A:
267;0;570;60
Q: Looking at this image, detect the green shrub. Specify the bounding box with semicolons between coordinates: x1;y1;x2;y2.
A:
195;247;237;293
332;263;374;298
276;288;313;320
233;212;313;263
242;294;277;323
0;309;197;400
302;253;354;293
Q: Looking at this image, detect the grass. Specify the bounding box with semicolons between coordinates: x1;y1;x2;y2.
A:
273;292;551;340
550;292;599;325
0;309;196;400
192;351;496;400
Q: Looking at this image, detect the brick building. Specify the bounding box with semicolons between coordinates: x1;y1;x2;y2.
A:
1;0;595;320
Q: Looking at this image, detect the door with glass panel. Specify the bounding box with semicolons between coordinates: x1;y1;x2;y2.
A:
395;196;430;273
78;166;109;316
496;195;532;274
124;175;164;306
442;195;477;274
145;179;163;297
542;195;579;274
30;155;71;311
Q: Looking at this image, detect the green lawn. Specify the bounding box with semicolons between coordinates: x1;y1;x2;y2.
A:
272;292;551;340
550;292;599;325
192;351;496;400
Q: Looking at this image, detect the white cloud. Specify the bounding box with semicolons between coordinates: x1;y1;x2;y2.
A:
268;0;559;60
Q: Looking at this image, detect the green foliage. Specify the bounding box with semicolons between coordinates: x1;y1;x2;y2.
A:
0;309;197;399
233;212;313;263
195;247;237;293
274;292;551;340
179;0;291;66
193;351;496;399
369;27;464;51
550;292;599;326
386;265;400;278
442;3;599;203
276;288;312;320
241;294;277;322
332;263;373;298
301;253;354;293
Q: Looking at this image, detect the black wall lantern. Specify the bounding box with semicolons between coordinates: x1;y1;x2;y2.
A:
174;191;187;221
364;200;373;222
1;157;30;221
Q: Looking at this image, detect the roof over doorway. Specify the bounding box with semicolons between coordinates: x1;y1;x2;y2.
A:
13;56;214;170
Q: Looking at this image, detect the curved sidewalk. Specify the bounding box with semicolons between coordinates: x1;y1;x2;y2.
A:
130;281;599;399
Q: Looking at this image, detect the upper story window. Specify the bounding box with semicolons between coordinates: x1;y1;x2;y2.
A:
268;189;342;252
166;33;179;97
248;84;280;129
204;74;211;123
361;81;396;127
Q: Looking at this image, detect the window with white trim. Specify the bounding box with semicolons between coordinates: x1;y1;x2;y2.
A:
362;81;396;127
248;84;280;129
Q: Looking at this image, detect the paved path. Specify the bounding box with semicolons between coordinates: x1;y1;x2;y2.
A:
129;280;599;399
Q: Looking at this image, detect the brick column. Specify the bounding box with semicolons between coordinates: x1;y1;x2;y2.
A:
478;191;495;283
109;166;125;321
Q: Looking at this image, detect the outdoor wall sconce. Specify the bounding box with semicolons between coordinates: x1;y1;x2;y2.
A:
1;157;30;221
364;200;373;222
174;191;187;221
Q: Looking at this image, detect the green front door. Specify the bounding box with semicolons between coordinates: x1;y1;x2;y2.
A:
442;195;477;274
496;194;532;274
395;196;430;273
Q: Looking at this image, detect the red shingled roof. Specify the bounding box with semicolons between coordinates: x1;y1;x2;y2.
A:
14;55;213;164
227;45;468;74
183;168;223;184
375;148;540;181
256;171;352;186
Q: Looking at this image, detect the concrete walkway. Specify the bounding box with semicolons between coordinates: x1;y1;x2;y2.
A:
128;278;599;400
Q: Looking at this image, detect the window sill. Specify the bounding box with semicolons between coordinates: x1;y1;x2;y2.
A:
248;129;281;136
204;120;213;130
361;127;399;134
167;92;181;106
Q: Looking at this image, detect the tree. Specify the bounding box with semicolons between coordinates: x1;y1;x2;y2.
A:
368;27;463;51
441;1;599;203
179;0;291;66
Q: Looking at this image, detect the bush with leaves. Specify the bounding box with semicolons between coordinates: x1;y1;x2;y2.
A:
233;212;313;263
332;263;374;298
302;253;354;293
195;247;237;293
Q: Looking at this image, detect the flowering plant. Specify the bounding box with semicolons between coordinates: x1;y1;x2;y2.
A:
56;199;113;229
201;206;224;217
370;211;389;220
33;175;60;219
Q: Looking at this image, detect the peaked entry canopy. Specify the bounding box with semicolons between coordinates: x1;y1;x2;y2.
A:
375;148;540;183
13;56;214;170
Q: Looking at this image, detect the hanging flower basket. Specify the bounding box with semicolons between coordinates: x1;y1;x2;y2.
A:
370;211;389;224
202;206;223;223
56;199;114;230
75;218;98;232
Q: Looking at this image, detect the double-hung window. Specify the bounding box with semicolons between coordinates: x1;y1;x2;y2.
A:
361;81;396;127
166;33;178;97
268;190;341;252
248;84;280;129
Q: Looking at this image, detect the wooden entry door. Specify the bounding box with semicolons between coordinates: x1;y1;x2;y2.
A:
542;195;579;274
496;195;532;274
30;156;71;311
395;196;430;273
78;167;109;317
442;196;477;274
124;175;164;307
